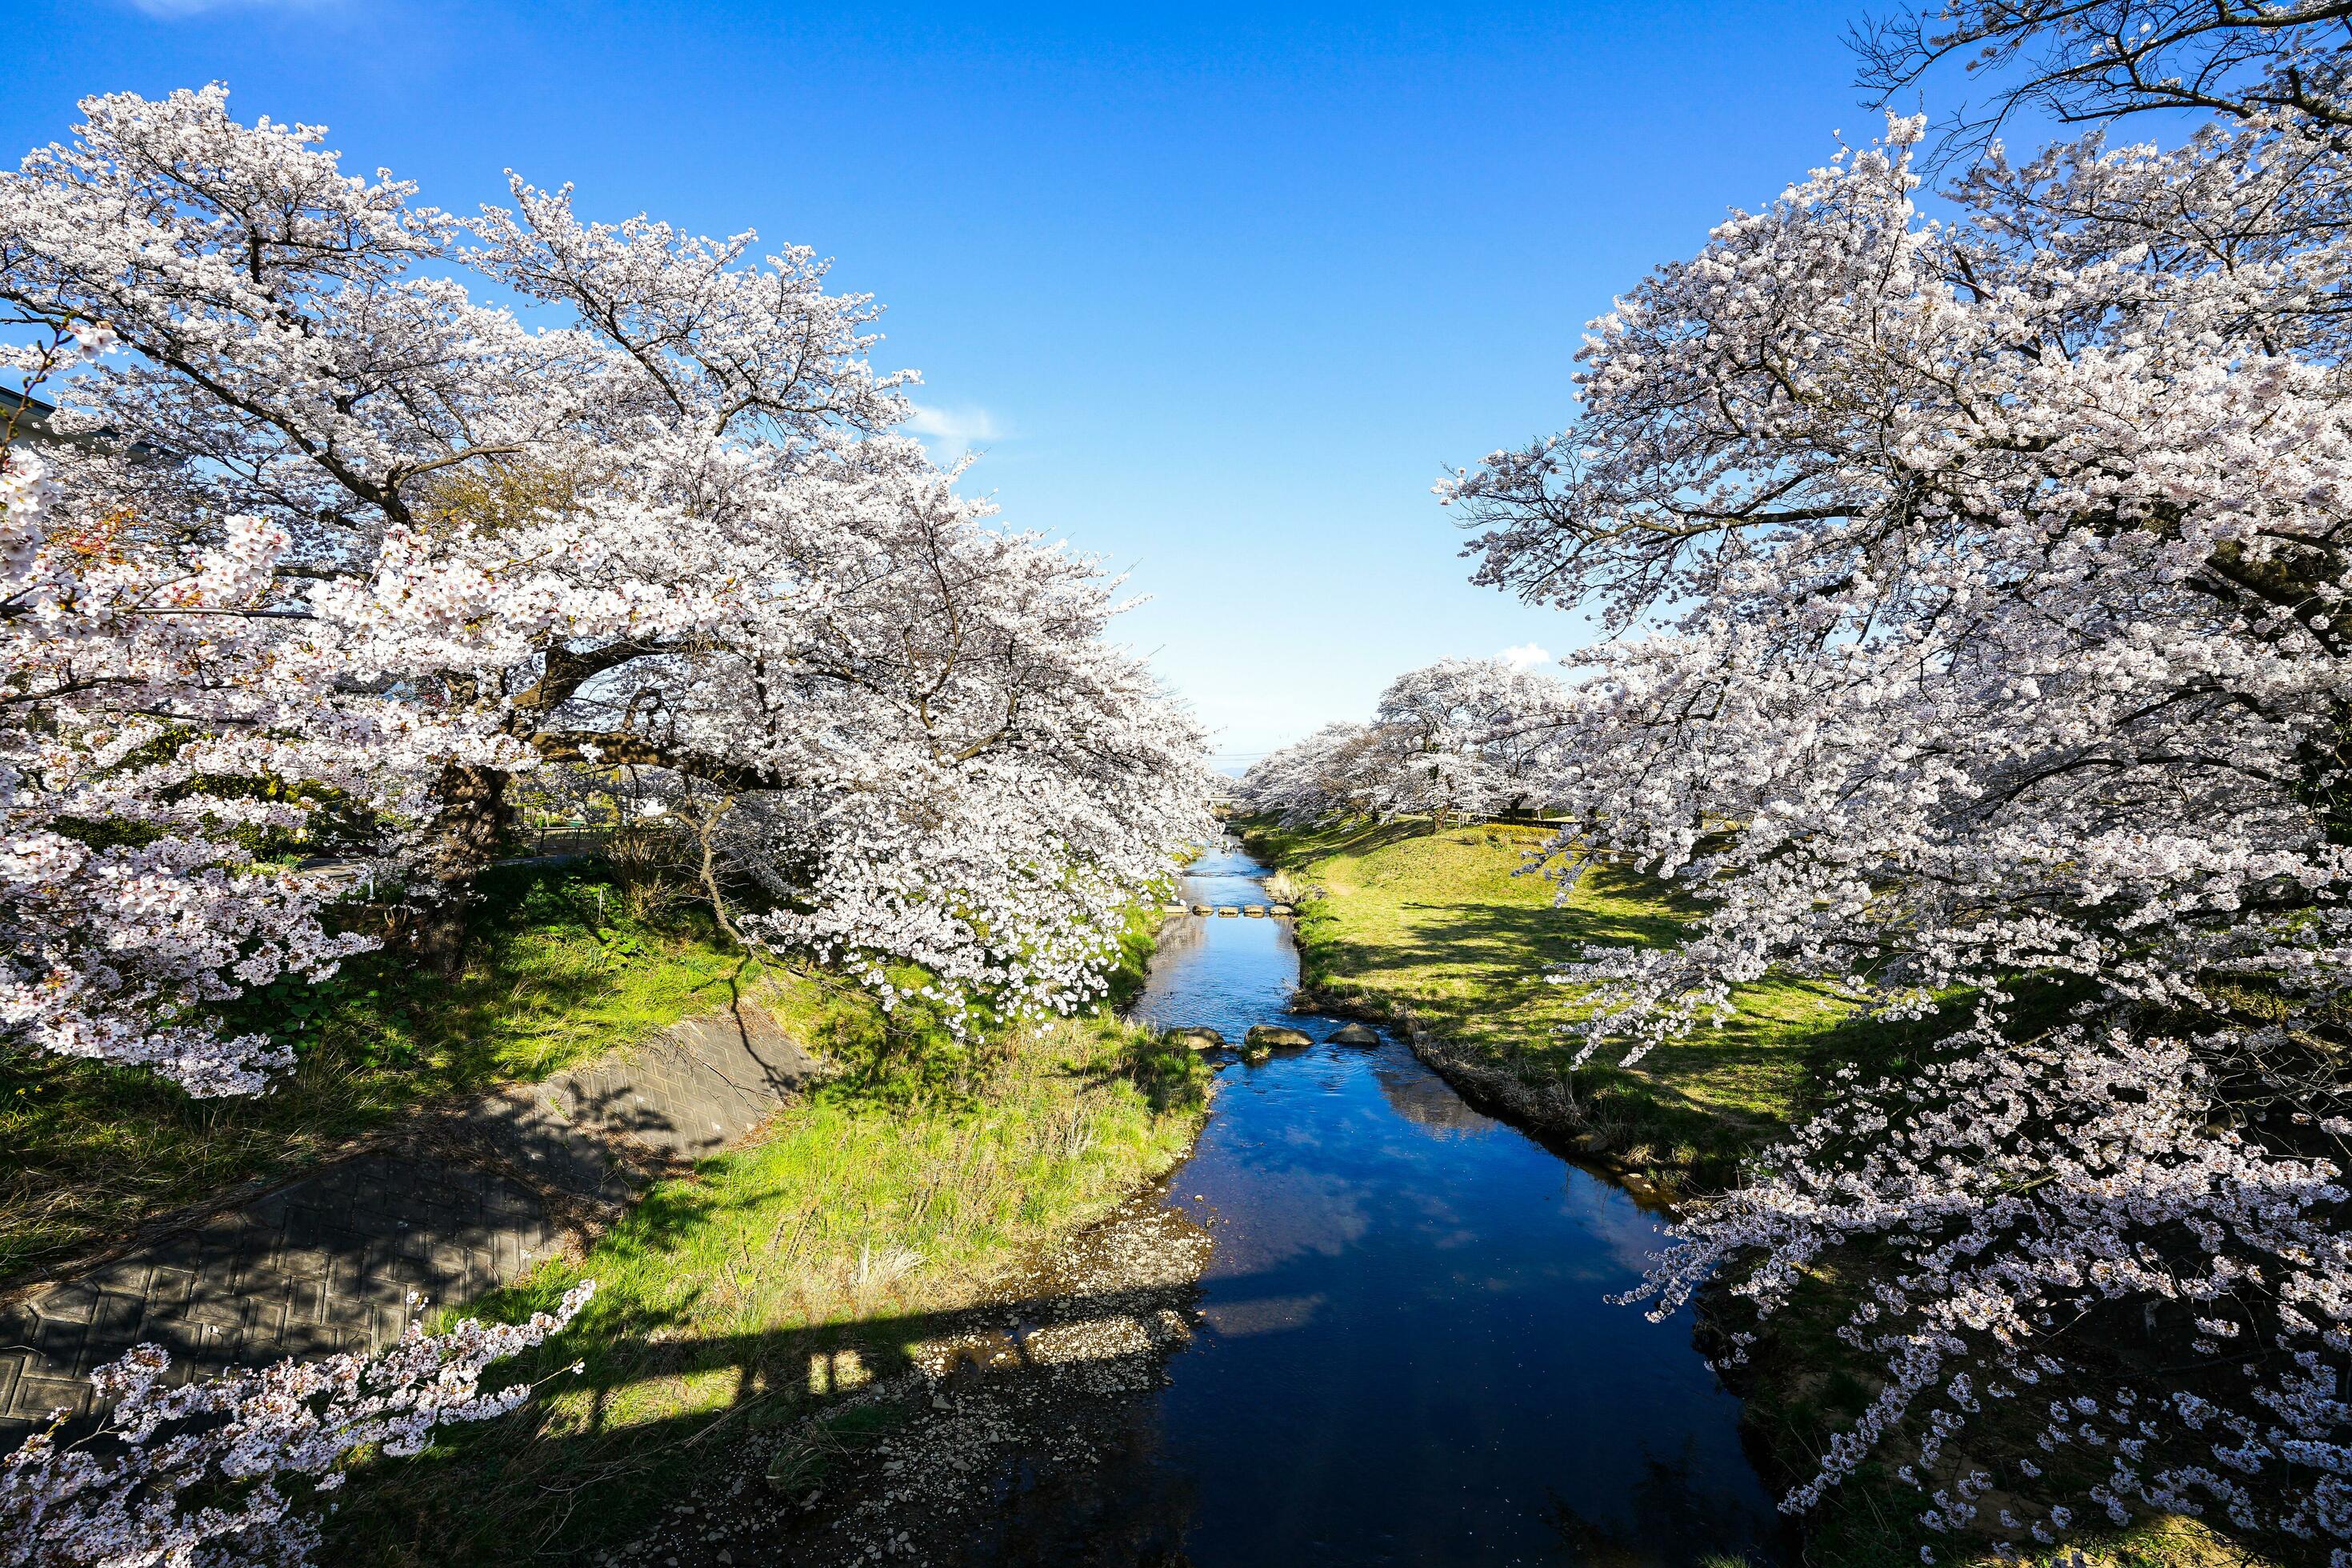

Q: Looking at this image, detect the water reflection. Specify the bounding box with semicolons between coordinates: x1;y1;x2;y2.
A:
1550;1448;1784;1566
1175;841;1277;911
1373;1061;1503;1138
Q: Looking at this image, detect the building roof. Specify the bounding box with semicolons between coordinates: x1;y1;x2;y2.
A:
4;386;174;462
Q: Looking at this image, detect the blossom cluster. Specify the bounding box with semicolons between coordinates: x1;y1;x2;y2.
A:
0;1282;593;1566
1234;657;1570;826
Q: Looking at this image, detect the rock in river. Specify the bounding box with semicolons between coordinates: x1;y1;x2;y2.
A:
1167;1026;1226;1051
1330;1022;1380;1046
1246;1025;1313;1049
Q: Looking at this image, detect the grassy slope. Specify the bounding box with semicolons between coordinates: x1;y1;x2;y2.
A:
0;862;766;1286
1246;817;1868;1182
328;1012;1210;1566
1243;814;2274;1568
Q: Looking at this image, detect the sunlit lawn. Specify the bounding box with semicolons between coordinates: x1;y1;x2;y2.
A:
1244;817;1866;1175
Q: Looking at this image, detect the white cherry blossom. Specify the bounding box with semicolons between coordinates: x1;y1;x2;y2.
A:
0;1282;594;1567
1237;657;1568;827
0;86;1208;1090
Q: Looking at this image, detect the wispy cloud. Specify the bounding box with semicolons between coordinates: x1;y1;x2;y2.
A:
1498;642;1553;670
902;402;1005;465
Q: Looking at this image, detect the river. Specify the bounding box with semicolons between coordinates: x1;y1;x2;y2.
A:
1107;836;1790;1566
669;837;1794;1566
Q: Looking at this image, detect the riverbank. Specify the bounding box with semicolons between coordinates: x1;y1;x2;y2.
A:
1238;816;1871;1193
0;845;1206;1562
326;1008;1212;1565
1122;838;1792;1562
625;1182;1213;1565
1238;814;2275;1568
557;839;1790;1565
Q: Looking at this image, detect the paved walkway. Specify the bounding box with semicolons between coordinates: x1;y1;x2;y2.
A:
0;1004;818;1439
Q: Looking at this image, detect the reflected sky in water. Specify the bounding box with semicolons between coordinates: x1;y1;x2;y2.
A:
1115;841;1786;1566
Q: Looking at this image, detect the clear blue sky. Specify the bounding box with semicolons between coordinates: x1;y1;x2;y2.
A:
11;0;1870;770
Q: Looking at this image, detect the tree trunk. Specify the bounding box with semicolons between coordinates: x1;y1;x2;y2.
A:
413;762;513;978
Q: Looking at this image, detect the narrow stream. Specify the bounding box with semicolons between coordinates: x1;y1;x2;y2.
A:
1114;838;1788;1566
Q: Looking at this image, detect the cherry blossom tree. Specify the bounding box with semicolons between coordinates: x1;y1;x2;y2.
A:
1354;657;1568;827
0;325;385;1096
1234;721;1380;822
628;446;1214;1026
1853;1;2352;157
1443;38;2352;1560
0;86;1207;1091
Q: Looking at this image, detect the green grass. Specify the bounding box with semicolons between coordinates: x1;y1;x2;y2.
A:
0;861;758;1284
2022;1520;2279;1567
1242;815;1875;1181
326;1011;1211;1566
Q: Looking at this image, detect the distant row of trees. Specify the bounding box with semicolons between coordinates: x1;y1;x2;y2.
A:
1234;657;1569;830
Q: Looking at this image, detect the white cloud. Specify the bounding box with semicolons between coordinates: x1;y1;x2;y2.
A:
1498;642;1552;670
902;402;1005;465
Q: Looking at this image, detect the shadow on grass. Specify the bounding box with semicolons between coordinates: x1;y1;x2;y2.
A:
325;1196;1218;1566
1068;1030;1214;1120
1312;892;1690;983
1234;814;1434;865
0;861;748;1286
322;1002;1214;1565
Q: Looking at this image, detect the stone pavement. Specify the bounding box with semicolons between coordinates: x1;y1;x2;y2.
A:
0;1002;819;1440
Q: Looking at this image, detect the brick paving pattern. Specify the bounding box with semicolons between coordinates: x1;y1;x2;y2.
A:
0;1002;817;1438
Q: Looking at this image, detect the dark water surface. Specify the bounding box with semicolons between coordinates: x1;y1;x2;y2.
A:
1111;840;1787;1566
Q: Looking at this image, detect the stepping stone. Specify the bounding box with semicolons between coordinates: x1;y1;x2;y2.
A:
1246;1025;1312;1049
1330;1023;1380;1046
